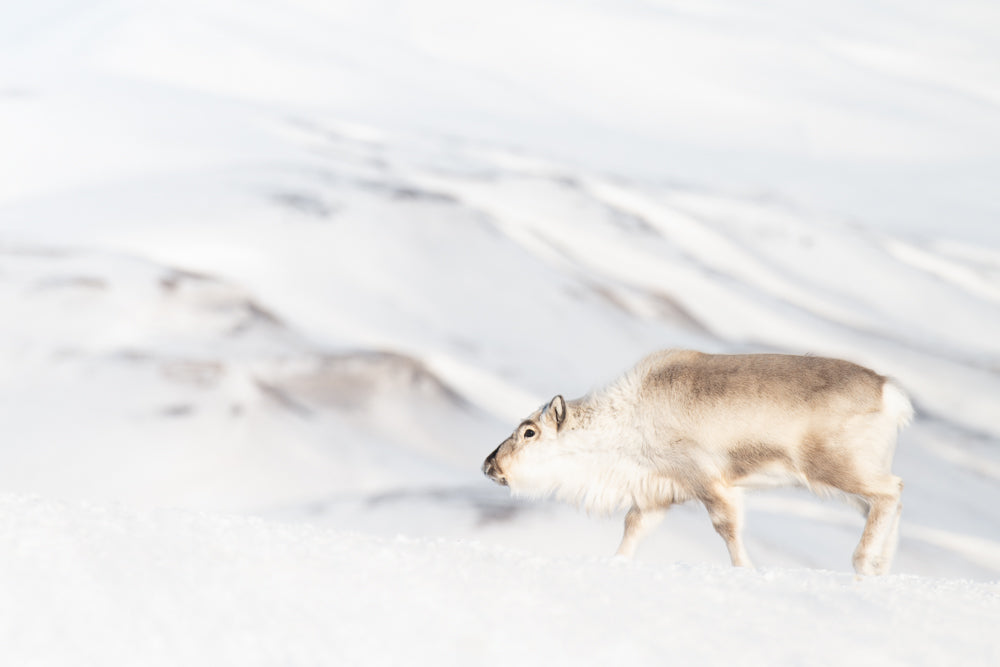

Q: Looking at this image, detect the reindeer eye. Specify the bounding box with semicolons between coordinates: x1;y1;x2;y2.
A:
524;428;536;438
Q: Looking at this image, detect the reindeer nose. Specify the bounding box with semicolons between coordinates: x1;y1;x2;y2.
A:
482;450;507;486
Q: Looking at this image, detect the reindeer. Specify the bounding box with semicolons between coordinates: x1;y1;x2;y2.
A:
482;350;913;575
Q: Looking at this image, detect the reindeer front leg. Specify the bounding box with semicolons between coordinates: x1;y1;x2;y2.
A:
615;504;667;559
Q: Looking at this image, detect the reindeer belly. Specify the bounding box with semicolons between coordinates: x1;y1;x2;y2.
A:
719;437;809;489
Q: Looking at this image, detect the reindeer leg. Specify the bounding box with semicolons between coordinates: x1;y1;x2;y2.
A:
615;504;667;559
852;476;903;575
878;500;903;571
702;486;754;568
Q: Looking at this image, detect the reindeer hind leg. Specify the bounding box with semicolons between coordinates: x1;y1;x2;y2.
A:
702;486;754;568
852;475;903;575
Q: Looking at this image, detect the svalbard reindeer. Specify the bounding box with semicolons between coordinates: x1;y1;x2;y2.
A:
482;350;913;575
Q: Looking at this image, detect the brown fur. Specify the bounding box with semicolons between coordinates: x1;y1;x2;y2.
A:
644;352;885;415
639;352;889;493
801;434;863;493
726;442;793;482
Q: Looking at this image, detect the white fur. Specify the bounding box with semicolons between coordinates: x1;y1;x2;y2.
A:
883;379;915;429
506;376;690;515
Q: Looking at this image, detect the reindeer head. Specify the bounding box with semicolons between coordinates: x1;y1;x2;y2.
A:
482;395;567;490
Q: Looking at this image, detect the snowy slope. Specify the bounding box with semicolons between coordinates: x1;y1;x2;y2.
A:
3;124;999;579
1;495;998;667
1;1;1000;663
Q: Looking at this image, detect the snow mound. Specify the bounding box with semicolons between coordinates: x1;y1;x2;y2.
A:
1;495;997;667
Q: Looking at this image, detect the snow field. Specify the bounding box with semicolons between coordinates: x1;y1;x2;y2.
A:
1;495;997;667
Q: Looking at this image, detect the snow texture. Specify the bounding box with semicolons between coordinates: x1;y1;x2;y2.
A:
1;496;997;667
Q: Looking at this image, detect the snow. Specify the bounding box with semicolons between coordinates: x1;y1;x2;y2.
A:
1;496;998;667
2;0;1000;664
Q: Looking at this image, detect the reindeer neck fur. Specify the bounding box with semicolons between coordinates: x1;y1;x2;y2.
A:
527;367;688;515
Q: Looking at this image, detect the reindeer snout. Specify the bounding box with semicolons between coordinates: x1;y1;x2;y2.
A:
482;449;507;486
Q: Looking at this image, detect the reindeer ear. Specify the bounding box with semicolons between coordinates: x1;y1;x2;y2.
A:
546;395;567;428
